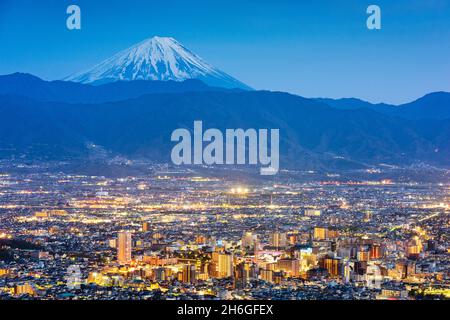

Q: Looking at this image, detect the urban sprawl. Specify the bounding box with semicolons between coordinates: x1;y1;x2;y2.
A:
0;161;449;300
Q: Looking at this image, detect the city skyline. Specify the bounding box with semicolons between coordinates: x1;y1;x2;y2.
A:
0;162;448;300
0;0;449;304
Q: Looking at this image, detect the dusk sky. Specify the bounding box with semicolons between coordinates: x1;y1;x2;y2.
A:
1;0;449;104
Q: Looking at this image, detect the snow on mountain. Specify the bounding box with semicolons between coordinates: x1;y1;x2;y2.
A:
64;36;252;90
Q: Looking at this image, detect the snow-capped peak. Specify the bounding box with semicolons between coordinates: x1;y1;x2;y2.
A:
64;36;251;90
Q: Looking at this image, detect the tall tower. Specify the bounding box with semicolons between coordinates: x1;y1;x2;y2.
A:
214;252;233;278
117;231;132;264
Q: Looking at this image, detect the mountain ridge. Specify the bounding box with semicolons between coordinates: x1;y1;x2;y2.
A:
0;72;236;104
317;92;450;120
2;73;449;120
0;89;448;169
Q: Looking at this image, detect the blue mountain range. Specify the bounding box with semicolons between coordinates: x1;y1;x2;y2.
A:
0;73;449;170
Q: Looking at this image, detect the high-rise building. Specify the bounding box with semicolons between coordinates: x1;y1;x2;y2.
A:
234;262;257;289
218;253;233;278
313;227;328;240
357;249;370;262
277;258;300;277
270;232;287;248
304;209;321;217
14;282;36;296
319;256;342;278
142;222;150;232
212;251;233;278
117;231;132;264
343;259;353;283
406;237;423;258
182;264;197;283
370;244;382;259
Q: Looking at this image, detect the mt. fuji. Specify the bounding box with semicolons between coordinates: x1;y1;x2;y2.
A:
64;36;251;90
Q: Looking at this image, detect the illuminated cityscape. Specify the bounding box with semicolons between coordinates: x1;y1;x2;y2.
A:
0;2;449;305
0;161;448;300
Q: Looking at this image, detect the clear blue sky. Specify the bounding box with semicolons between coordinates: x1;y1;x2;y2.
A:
1;0;449;104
